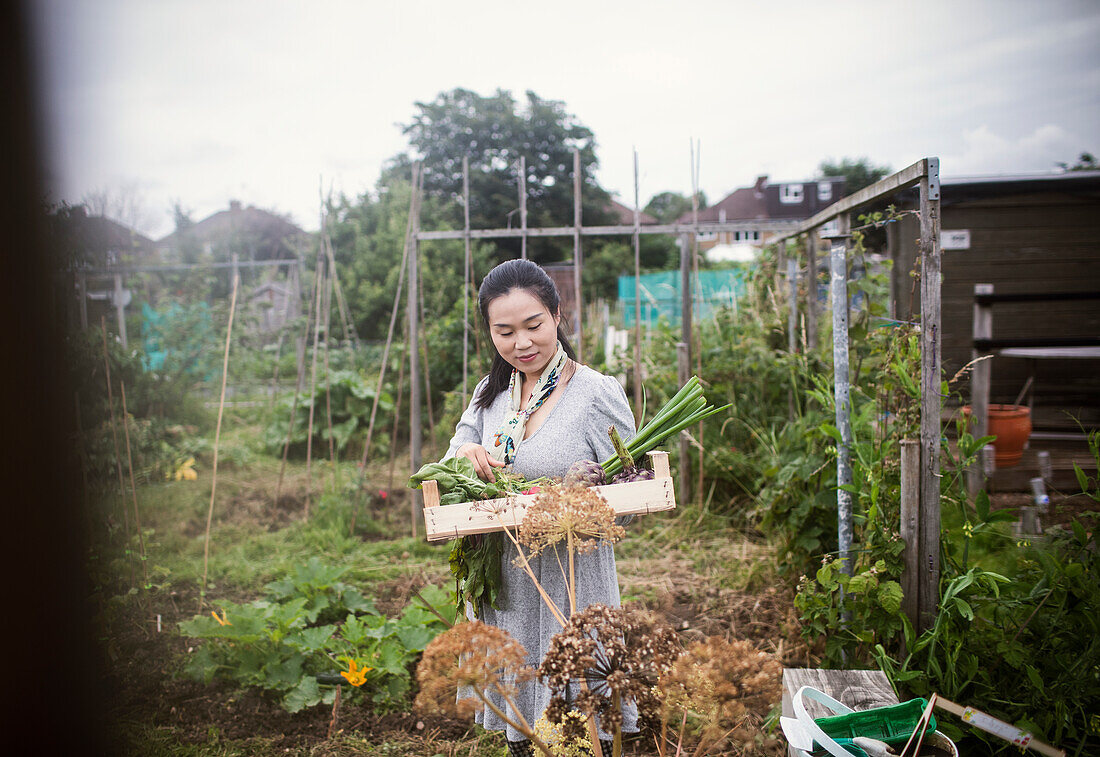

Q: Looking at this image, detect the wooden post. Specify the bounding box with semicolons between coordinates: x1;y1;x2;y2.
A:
519;155;528;261
918;159;942;632
77;272;88;330
410;175;423;537
573;149;583;362
113;273;128;348
787;253;799;354
828;215;854;575
632;150;643;423
462;156;471;411
900;439;920;635
678;230;692;506
787;252;799;421
968;283;993;495
677;341;691;508
806;231;818;352
304;257;324;515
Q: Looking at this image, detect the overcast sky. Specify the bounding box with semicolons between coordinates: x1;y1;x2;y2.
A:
31;0;1100;239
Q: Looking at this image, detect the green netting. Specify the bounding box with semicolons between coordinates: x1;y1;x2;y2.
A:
617;267;751;326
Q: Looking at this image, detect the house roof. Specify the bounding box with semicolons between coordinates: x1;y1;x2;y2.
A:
606;198;658;225
84;216;156;252
156;201;308;260
676;177;770;224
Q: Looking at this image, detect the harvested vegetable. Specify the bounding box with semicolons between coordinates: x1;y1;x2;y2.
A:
601;376;728;479
607;425;655;484
563;459;606;487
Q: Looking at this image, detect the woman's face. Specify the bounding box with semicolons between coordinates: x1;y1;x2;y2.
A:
486;288;561;380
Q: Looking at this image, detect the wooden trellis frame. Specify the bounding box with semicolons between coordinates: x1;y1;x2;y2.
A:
770;157;942;631
404;151;802;525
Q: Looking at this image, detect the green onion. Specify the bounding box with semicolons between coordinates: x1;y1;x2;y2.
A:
600;376;730;478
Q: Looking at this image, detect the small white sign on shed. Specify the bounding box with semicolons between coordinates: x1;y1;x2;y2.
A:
941;229;971;250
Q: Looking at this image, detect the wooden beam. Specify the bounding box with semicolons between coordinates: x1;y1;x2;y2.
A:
416;219;800;241
84;258;298;275
770;159;930;245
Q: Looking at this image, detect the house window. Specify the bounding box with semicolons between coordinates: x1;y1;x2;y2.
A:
733;230;760;242
696;231;717;242
780;184;804;204
817;182;832;202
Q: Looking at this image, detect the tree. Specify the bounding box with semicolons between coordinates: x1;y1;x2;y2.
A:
1057;152;1098;171
818;157;891;194
644;190;707;224
397;87;616;264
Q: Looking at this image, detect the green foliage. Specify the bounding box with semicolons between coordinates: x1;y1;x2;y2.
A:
263;369;393;458
792;316;1100;752
818;157;891;193
398;87;615;263
644;190;706;224
179;558;456;712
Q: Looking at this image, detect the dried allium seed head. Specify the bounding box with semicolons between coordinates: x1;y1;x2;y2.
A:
517;485;625;559
657;636;782;749
538;604;681;734
414;621;531;718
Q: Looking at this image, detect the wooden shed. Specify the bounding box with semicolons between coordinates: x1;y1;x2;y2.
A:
887;170;1100;433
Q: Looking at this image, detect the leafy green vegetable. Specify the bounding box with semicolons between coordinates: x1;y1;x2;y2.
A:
408;456;504;504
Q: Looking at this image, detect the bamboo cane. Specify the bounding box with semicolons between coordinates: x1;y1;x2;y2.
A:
275;258;319;504
99;317;132;580
200;272;239;608
118;381;149;588
304;257;324;516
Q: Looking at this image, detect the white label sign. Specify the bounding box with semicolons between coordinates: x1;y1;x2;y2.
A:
941;229;971;250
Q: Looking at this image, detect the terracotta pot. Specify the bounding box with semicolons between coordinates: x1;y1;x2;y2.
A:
962;404;1032;468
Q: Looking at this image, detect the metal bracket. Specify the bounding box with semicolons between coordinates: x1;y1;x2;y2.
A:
926;157;940;201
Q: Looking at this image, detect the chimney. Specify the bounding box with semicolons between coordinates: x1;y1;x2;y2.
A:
753;175;768;197
229;200;242;213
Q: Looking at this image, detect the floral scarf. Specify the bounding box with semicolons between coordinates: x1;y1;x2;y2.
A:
489;341;569;464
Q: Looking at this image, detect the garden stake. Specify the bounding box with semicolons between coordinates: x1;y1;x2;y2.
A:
275;253;320;504
327;682;341;739
118;381;149;588
100;317;131;557
418;269;437;457
304;255;325;516
265;261;298;413
321;238;337;479
898;693;935;757
348;163;418;534
359;161;417;472
934;696;1065;756
200;272;239;610
385;331;408;492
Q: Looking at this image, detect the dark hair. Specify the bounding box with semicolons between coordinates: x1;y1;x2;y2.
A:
475;259;576;409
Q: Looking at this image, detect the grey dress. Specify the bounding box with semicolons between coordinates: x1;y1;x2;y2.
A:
444;364;638;741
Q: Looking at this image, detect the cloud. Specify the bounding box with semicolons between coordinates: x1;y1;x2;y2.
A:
944;124;1089;176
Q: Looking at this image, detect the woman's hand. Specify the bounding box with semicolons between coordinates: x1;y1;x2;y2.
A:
456;443;506;481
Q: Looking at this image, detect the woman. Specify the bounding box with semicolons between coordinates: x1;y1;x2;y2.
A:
445;259;636;756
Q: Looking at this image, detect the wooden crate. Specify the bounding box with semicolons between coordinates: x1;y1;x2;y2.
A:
421;451;675;542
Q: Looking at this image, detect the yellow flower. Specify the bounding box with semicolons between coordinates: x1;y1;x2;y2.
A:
211;609;231;626
171;457;198;481
341;659;371;687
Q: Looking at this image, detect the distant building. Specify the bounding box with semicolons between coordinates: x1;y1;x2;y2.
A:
605;198;658;226
677;175;847;253
156;200;309;263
